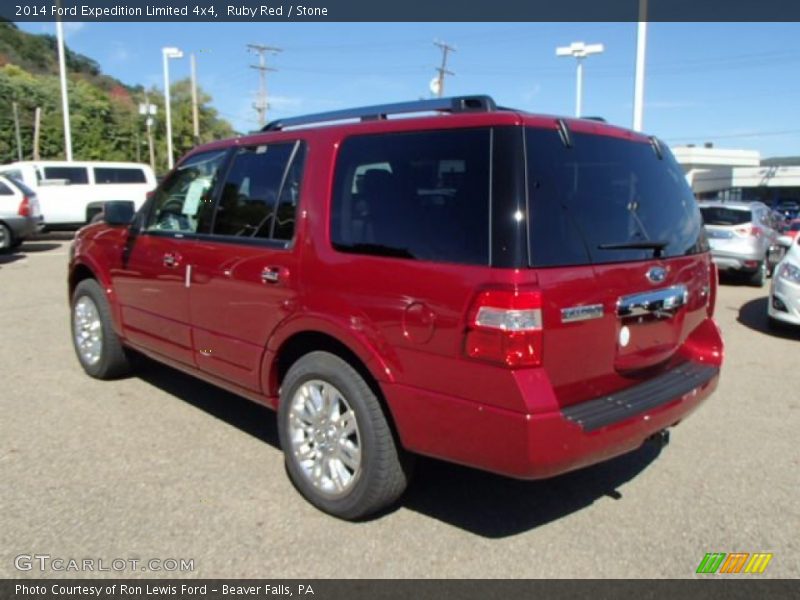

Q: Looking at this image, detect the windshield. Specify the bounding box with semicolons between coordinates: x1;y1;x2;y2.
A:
699;207;751;226
525;128;707;267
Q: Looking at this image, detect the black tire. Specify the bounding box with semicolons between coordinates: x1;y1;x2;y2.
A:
278;351;411;520
748;261;767;287
70;279;132;379
0;223;12;253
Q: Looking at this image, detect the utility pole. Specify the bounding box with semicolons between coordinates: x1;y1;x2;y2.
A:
433;40;455;98
247;43;282;128
12;101;23;161
190;52;200;144
33;107;41;160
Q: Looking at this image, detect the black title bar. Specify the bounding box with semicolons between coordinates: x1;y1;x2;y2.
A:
3;0;800;22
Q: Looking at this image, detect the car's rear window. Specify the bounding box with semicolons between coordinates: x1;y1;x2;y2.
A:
525;128;707;267
331;128;490;265
699;207;751;226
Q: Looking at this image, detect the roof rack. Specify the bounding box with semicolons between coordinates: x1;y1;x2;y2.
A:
261;95;497;131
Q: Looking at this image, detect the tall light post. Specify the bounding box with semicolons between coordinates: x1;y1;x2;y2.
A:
162;46;183;170
632;0;649;131
556;41;604;118
55;17;73;161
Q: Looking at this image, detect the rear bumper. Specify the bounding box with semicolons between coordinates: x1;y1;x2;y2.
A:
710;249;764;272
387;356;720;480
2;215;43;240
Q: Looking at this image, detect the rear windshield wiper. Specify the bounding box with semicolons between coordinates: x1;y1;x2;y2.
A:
598;240;669;257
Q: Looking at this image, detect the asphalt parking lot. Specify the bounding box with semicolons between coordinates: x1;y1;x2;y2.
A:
1;235;798;579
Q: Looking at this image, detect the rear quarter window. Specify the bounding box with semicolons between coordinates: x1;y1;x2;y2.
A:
331;128;491;266
526;128;707;267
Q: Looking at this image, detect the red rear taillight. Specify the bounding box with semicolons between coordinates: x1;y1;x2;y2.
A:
18;196;31;217
465;289;543;367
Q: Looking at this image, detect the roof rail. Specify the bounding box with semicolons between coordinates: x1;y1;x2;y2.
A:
261;95;497;131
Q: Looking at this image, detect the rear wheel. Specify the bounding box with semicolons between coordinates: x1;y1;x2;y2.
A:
278;351;411;520
0;223;12;252
71;279;132;379
749;260;767;287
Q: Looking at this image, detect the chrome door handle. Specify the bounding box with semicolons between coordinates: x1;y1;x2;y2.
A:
261;267;281;284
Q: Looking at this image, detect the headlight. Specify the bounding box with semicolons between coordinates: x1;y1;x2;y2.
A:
778;262;800;284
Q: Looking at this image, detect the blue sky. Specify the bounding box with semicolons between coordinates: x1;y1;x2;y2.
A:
18;21;800;158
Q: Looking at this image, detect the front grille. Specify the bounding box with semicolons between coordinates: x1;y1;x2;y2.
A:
562;362;719;432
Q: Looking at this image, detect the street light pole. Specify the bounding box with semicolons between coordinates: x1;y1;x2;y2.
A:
162;46;183;171
55;17;73;161
556;41;605;118
633;0;649;131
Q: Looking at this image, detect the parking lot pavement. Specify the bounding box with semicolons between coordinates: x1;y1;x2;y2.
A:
1;236;798;579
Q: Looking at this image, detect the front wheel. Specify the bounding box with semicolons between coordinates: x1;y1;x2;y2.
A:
278;351;412;520
0;223;12;252
71;279;132;379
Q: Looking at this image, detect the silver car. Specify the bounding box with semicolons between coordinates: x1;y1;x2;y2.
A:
0;175;44;252
699;201;780;287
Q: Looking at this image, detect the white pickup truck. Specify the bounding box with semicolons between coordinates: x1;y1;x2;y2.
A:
0;161;156;230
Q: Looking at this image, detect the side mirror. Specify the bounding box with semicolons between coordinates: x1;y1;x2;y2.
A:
103;200;136;226
776;235;793;248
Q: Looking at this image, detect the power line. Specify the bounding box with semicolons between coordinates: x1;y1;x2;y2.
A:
247;43;282;128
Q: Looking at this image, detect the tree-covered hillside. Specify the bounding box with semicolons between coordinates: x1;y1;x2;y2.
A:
0;21;234;174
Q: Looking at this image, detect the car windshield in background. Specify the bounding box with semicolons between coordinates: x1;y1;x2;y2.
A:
525;128;707;267
699;207;751;226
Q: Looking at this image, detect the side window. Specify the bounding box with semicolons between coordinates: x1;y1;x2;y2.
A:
43;166;89;184
94;168;147;184
0;182;13;195
212;141;302;241
331;129;491;265
145;150;227;233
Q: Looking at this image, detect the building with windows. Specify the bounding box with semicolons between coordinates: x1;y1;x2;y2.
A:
672;144;800;206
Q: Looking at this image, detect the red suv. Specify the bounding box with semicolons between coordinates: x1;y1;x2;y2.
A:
69;96;723;519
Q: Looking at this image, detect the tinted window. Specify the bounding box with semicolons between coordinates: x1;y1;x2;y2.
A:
94;167;147;184
332;128;490;265
213;142;298;239
5;177;36;196
273;144;305;241
146;150;227;233
699;207;751;226
43;166;88;184
0;181;12;195
526;129;707;267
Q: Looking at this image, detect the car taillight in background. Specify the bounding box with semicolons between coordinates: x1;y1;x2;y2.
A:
465;289;543;367
18;196;32;217
734;224;762;238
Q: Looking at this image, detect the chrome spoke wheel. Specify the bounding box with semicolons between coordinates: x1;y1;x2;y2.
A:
288;379;362;498
73;296;103;366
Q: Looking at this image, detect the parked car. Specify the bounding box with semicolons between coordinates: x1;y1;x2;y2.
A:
768;234;800;330
0;161;156;230
699;201;780;286
783;219;800;241
0;175;43;252
68;96;723;519
774;200;800;222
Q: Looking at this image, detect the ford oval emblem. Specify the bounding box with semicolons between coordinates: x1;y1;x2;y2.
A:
647;266;667;284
